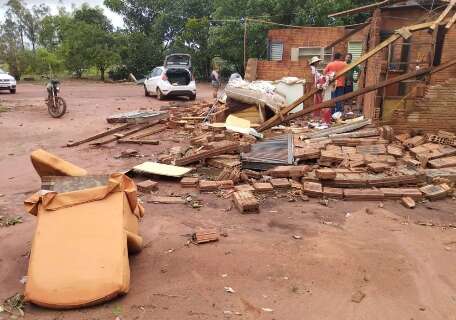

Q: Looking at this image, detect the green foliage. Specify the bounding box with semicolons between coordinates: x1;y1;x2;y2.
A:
1;0;375;81
33;48;64;75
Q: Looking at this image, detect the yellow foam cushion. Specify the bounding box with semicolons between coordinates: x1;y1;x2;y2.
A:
24;174;143;309
31;149;87;177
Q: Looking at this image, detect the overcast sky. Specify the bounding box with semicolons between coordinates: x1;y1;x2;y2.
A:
0;0;124;27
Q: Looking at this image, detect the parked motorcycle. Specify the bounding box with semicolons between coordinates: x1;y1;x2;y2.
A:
46;79;67;118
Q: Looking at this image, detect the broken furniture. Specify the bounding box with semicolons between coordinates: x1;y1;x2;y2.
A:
31;149;88;177
24;173;144;309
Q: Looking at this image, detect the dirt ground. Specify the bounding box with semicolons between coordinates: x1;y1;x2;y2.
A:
1;80;456;320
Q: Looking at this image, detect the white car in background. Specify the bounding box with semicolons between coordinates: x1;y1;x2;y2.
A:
0;68;16;94
144;54;196;100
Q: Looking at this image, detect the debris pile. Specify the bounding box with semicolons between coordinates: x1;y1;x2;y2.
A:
67;99;456;214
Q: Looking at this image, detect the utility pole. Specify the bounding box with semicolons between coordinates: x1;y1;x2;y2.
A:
243;17;248;71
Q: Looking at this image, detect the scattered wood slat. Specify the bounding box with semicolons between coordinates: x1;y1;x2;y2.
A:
67;123;132;147
147;196;186;204
175;142;239;166
117;139;160;145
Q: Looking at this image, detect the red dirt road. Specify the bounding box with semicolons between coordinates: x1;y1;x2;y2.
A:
1;81;456;320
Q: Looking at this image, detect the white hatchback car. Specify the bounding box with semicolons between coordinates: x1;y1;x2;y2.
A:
144;54;196;100
0;68;16;94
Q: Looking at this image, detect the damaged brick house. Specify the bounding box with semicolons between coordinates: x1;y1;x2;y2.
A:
249;0;456;133
253;27;366;84
356;0;456;132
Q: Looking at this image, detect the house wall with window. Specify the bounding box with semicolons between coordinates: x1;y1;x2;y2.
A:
256;27;365;82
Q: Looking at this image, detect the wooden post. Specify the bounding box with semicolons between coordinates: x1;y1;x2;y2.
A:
244;18;248;71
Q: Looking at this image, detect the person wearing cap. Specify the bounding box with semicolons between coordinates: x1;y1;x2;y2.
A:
309;56;331;123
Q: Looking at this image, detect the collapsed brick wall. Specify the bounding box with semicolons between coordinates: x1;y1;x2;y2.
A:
389;78;456;133
380;7;456;86
256;27;364;82
362;6;456;121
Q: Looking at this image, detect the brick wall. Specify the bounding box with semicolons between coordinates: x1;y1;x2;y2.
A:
256;27;365;82
380;7;456;85
388;78;456;133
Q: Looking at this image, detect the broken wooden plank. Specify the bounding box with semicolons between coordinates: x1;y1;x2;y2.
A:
430;0;456;30
117;139;160;145
147;196;186;204
175;142;239;166
232;191;259;213
130;125;167;140
66;123;132;147
328;0;400;18
91;123;155;146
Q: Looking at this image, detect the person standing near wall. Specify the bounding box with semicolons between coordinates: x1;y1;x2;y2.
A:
324;52;347;115
309;56;331;124
344;53;360;112
210;68;220;98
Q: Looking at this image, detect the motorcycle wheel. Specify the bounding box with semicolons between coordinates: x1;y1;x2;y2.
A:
48;96;67;118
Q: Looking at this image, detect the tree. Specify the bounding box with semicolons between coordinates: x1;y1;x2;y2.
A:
6;0;49;52
0;13;29;78
39;8;72;51
89;29;120;81
59;21;94;77
73;4;113;32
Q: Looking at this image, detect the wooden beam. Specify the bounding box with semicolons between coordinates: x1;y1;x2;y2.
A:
324;22;370;50
175;142;239;166
128;125;167;140
257;20;435;132
328;0;389;18
117;139;159;145
66;123;132;147
90;123;155;146
430;0;456;30
445;12;456;29
281;60;456;123
328;0;404;18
